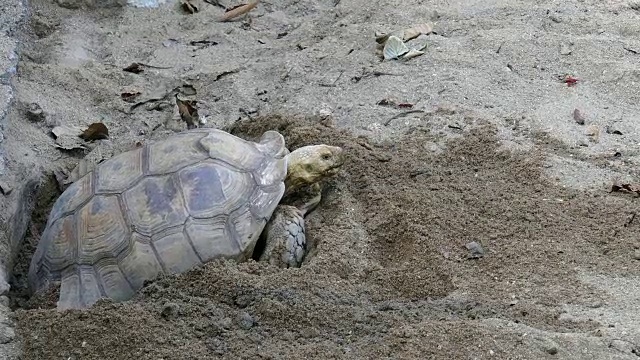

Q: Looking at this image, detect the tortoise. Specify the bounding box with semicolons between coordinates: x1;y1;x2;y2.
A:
28;128;344;310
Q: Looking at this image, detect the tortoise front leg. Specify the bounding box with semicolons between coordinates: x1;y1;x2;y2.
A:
259;184;322;268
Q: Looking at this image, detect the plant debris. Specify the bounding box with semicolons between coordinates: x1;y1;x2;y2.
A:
383;36;409;60
189;40;218;49
79;123;109;141
562;75;579;87
218;0;260;22
123;63;144;73
203;0;225;8
123;62;173;74
379;30;429;61
351;69;400;83
175;95;199;129
181;0;198;13
384;109;425;126
121;91;142;103
375;23;433;44
377;98;414;109
611;182;640;197
51;126;87;150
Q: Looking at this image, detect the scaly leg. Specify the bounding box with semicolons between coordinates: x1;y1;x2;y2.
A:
259;184;322;268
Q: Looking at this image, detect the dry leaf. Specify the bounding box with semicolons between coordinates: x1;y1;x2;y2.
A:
218;0;259;22
51;126;86;150
376;22;433;44
383;35;409;60
182;0;198;13
402;48;425;60
402;23;433;41
121;91;142;103
123;63;144;74
176;95;199;129
79;123;109;141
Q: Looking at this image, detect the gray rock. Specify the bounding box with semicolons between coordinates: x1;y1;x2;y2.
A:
465;241;485;259
237;312;255;330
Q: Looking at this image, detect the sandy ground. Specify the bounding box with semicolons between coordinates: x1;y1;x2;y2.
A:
4;0;640;358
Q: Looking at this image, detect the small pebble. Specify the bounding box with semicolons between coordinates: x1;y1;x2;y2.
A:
465;241;485;259
560;43;572;55
609;339;635;353
160;302;180;319
573;108;585;125
26;103;46;122
633;249;640;260
0;181;12;196
237;312;255;330
546;345;558;355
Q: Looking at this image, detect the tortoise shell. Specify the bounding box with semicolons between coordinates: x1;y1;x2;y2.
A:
28;129;288;309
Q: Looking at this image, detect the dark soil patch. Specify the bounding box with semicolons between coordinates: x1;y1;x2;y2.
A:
15;114;639;359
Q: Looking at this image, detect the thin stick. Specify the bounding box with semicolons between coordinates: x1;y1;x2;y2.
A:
218;0;260;22
384;110;424;126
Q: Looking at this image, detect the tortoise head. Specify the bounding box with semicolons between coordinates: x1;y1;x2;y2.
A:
285;145;344;194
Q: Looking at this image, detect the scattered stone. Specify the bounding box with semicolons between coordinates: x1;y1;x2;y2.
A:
605;126;623;135
465;241;485;259
585;125;600;143
219;317;232;329
546;345;559;355
0;328;14;344
25;102;46;122
160;302;180;319
237;312;255;329
609;339;636;354
560;43;572;55
0;181;12;195
633;249;640;260
573;108;585;125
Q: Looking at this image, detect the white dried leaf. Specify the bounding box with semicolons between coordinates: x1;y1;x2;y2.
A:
383;36;409;60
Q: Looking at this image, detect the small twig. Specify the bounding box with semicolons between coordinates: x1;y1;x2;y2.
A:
218;0;260;22
623;45;639;54
384;110;425;126
136;62;173;69
351;70;400;83
319;71;344;87
281;66;294;81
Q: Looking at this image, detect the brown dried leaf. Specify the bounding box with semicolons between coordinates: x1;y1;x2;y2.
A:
375;23;433;44
176;95;199;129
218;0;259;22
123;63;144;74
402;23;433;41
182;0;199;13
79;123;109;141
